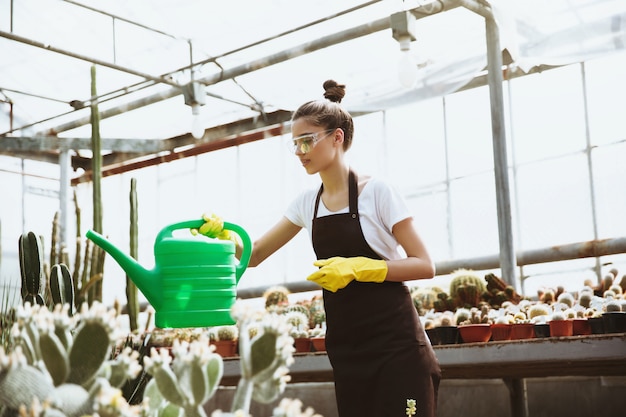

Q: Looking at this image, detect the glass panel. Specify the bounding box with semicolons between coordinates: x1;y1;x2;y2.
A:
444;87;495;178
592;141;626;238
384;99;447;189
585;53;626;146
449;172;500;258
509;65;587;163
515;153;594;249
405;190;450;262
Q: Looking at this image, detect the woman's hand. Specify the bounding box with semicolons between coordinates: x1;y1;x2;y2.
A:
306;256;387;292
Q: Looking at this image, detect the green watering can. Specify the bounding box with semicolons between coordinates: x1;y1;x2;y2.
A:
86;219;252;328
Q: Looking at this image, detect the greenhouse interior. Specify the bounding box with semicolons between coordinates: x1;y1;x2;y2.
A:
1;1;625;416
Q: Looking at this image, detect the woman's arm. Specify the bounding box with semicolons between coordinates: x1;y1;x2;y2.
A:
247;216;302;267
385;217;435;282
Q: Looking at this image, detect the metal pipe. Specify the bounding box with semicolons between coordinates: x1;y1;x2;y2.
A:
0;30;183;89
38;0;463;135
459;0;518;291
237;237;626;299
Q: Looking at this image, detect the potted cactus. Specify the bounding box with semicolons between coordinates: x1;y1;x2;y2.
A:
284;310;311;353
602;299;626;333
548;310;573;337
211;325;239;358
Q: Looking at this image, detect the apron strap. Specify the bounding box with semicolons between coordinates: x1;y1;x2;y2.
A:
313;169;359;221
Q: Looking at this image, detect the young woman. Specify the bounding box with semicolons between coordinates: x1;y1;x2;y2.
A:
247;79;441;417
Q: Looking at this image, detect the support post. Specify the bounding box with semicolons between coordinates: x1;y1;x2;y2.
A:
504;378;529;417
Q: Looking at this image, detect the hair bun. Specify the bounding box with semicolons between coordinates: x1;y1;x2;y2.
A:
323;79;346;103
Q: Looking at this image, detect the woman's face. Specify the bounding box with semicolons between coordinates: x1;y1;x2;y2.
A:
290;118;342;175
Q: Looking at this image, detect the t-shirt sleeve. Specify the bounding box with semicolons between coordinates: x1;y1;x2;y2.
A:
284;188;316;229
373;178;412;233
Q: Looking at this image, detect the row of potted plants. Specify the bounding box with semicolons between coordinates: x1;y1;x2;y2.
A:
422;289;626;345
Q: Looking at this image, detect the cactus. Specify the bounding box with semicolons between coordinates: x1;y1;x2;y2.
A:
143;338;223;417
0;302;141;417
449;269;487;308
216;325;239;341
263;286;290;310
50;263;75;315
557;292;575;308
127;177;140;332
528;303;551;321
230;305;294;414
143;303;296;417
284;311;310;339
604;299;622;312
19;231;47;306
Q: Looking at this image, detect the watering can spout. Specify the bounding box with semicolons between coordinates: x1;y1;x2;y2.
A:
85;229;160;308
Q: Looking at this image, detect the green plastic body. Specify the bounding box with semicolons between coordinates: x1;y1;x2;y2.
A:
86;219;252;328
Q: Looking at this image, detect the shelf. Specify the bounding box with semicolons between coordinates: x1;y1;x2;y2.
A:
219;333;626;385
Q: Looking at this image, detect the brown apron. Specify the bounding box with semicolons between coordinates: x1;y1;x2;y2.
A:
312;170;441;417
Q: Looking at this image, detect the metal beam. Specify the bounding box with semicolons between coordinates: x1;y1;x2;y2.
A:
0;136;167;152
38;0;464;136
237;237;626;299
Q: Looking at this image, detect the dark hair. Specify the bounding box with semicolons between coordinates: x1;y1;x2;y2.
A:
291;79;355;151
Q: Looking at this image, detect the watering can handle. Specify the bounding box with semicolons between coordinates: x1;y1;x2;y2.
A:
155;219;252;284
223;222;252;283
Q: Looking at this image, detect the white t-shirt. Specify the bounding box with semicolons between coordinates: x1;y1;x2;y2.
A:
284;177;411;261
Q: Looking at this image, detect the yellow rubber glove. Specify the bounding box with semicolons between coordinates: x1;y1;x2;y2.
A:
191;213;242;245
306;256;388;293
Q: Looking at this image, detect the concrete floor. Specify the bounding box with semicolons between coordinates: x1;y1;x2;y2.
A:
204;376;626;416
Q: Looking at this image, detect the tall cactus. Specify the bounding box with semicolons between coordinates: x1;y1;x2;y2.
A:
50;263;75;315
127;177;140;331
19;231;46;306
91;64;103;304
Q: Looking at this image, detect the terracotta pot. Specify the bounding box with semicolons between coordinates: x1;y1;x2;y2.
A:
490;323;512;341
572;318;591;336
458;324;492;343
311;337;326;352
294;337;312;353
212;340;237;357
510;323;535;340
602;312;626;334
549;319;573;337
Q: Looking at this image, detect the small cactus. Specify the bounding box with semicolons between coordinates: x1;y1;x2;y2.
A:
604;299;622;312
263;286;290;310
